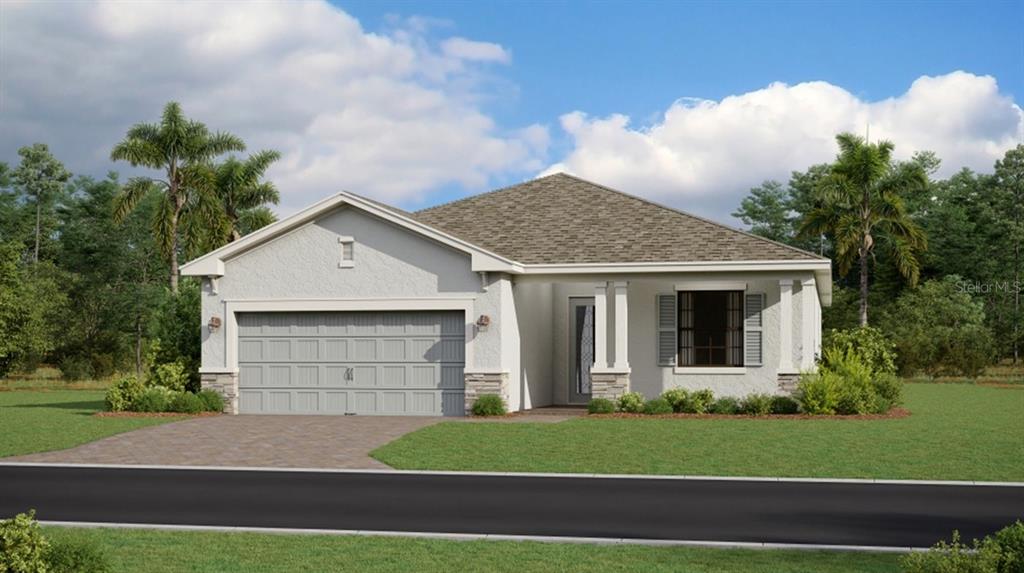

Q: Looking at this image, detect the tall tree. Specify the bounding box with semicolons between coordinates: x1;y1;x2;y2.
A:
110;102;245;293
799;133;928;326
732;180;794;244
993;145;1024;363
212;150;281;243
12;144;71;263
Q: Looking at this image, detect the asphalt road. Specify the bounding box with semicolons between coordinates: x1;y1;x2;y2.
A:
1;465;1022;547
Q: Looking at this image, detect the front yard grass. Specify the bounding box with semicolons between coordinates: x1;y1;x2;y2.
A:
43;526;902;573
0;390;186;458
373;383;1024;481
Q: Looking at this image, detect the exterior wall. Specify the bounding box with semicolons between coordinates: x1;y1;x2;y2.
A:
464;371;509;414
201;371;239;414
544;272;822;402
199;205;501;378
513;282;554;409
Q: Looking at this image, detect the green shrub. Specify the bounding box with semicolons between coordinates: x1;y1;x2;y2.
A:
641;398;673;415
822;326;897;375
104;375;145;412
587;398;615;414
901;530;1004;573
149;361;189;392
682;389;714;414
825;348;876;415
710;397;740;415
0;510;49;573
169;392;205;414
797;370;840;414
471;394;506;416
59;355;94;381
197;389;225;413
149;282;202;392
46;539;111;573
993;521;1024;573
133;386;174;413
616;391;645;413
770;395;800;415
661;388;689;413
870;372;903;413
740;393;773;416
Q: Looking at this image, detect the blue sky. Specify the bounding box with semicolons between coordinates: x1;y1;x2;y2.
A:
2;0;1022;222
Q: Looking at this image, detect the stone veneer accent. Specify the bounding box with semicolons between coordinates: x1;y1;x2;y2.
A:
464;371;509;415
590;370;630;401
777;373;800;395
201;372;239;414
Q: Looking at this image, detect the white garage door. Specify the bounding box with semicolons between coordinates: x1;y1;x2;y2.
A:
237;311;465;416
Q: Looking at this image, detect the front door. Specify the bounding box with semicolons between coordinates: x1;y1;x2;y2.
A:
569;297;595;404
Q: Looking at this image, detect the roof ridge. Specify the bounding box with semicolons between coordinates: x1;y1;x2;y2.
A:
415;172;568;215
554;173;828;261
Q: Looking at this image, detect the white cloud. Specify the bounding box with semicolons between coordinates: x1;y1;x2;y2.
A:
543;72;1024;221
441;37;511;63
0;0;544;212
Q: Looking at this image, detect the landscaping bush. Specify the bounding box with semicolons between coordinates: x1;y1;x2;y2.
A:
197;389;225;413
797;370;840;414
822;326;897;376
58;355;94;381
641;398;673;415
710;397;740;415
739;393;773;416
169;391;205;414
471;394;506;416
104;375;145;412
682;389;714;414
900;522;1024;573
149;282;202;392
133;386;174;413
770;395;800;415
587;398;615;414
0;510;49;573
46;539;111;573
825;348;876;415
149;360;188;392
871;372;904;412
616;391;645;414
661;388;689;413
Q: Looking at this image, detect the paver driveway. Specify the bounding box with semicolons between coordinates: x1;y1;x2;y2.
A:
7;415;442;469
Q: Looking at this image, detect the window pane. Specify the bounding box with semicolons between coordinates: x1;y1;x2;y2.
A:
679;290;744;367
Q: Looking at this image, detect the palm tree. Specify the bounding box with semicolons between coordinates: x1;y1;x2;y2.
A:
800;133;928;326
110;102;245;293
212;150;281;242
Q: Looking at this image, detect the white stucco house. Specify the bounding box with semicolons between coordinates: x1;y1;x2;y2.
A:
182;174;831;416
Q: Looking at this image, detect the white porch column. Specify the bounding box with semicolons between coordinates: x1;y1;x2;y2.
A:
613;281;629;370
800;278;817;369
779;279;794;372
594;282;608;369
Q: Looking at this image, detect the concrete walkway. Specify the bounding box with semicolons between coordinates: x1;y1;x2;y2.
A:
7;415;443;469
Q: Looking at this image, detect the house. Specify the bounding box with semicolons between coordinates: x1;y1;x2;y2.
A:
182;173;832;416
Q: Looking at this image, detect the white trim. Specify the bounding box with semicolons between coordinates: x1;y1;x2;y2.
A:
800;278;817;369
180;191;520;277
613;281;629;370
674;281;747;291
37;521;927;552
593;283;608;369
223;297;475;372
523;260;831;272
673;367;747;375
198;368;239;375
590;367;630;375
4;462;1023;487
463;369;509;375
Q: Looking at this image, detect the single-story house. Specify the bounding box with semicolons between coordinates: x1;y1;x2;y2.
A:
182;173;832;416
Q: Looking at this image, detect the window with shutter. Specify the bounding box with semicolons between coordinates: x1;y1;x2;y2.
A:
657;294;677;366
744;293;765;366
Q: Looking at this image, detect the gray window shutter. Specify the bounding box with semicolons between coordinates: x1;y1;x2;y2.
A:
657;294;677;366
744;293;765;366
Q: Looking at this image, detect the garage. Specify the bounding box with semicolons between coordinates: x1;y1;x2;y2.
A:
236;311;465;416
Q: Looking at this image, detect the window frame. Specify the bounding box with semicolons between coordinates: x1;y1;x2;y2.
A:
338;235;355;268
677;289;745;369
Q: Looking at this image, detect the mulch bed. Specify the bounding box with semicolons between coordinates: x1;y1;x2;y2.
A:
93;411;221;418
586;408;911;421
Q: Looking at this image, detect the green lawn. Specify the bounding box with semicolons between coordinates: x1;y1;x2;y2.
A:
373;383;1024;481
0;391;186;458
43;527;902;573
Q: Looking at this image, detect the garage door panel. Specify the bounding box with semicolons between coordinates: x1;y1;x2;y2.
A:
238;311;464;415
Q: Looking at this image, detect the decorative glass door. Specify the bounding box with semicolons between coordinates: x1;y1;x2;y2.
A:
569;298;595;403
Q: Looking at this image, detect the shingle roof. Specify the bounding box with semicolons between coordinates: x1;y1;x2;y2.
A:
411;173;824;265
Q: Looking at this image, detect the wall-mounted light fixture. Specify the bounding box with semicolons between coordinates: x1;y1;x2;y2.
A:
208;316;222;332
475;315;491;331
